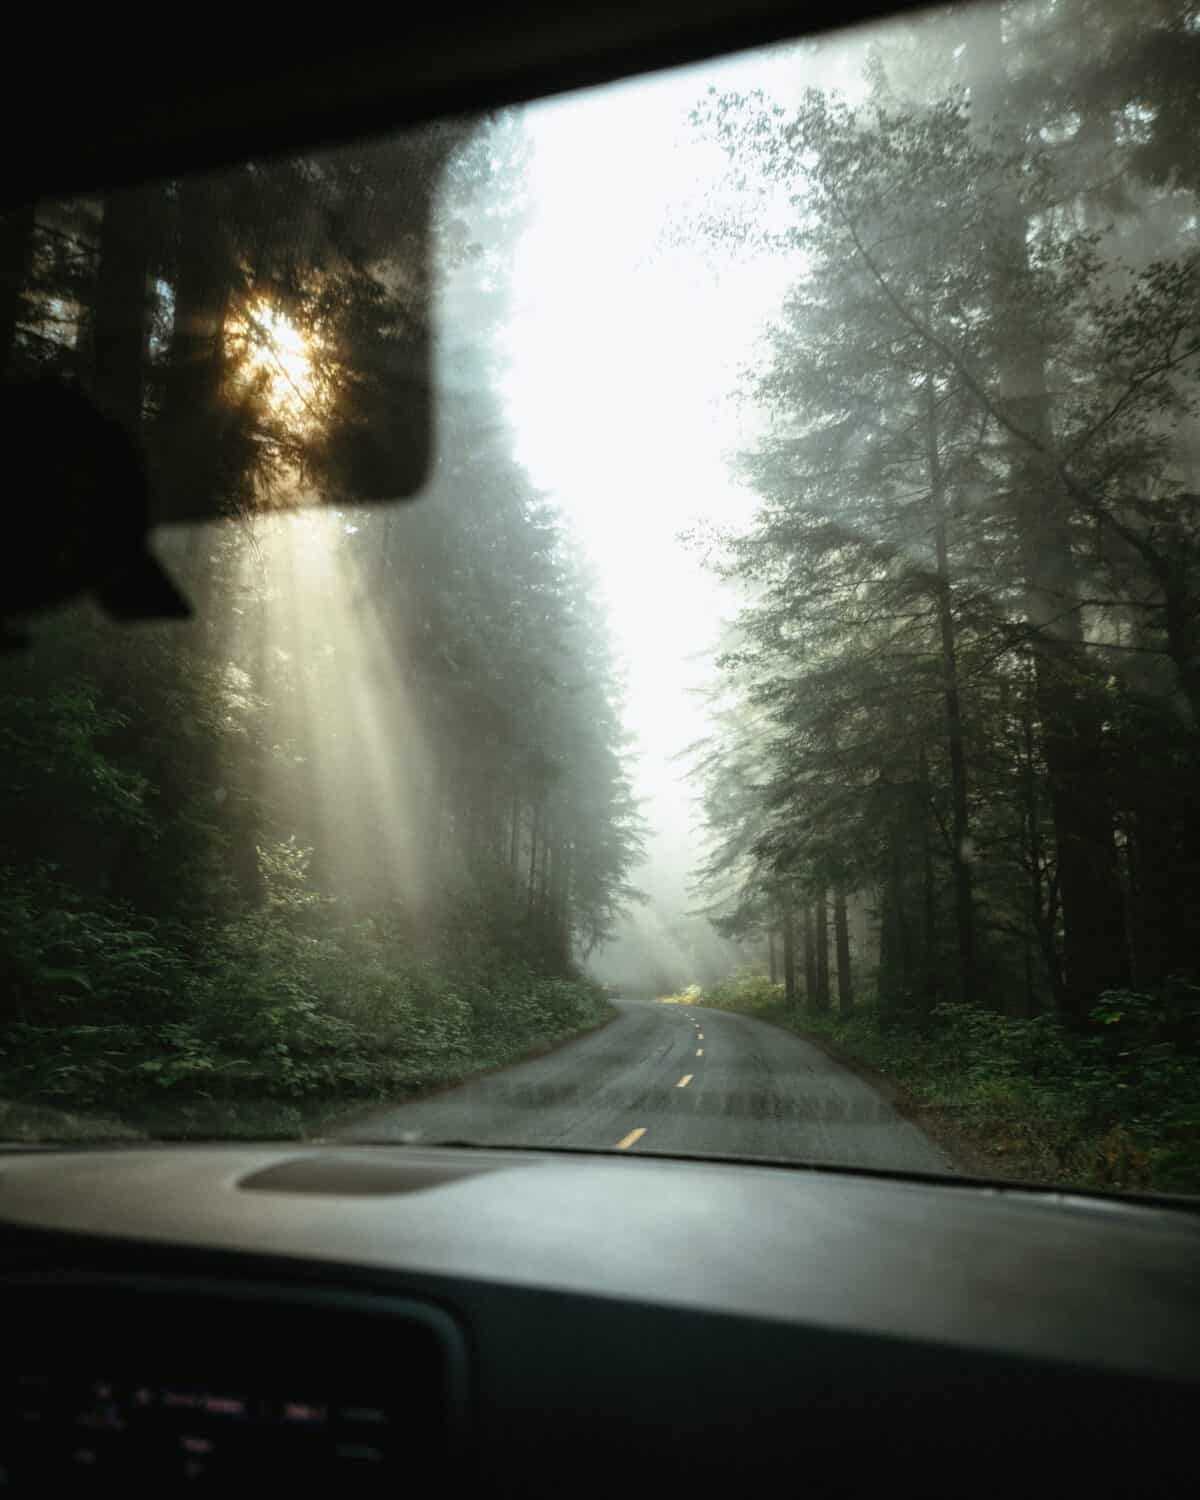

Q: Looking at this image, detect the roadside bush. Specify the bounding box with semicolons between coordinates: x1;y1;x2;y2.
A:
0;856;614;1132
704;973;782;1011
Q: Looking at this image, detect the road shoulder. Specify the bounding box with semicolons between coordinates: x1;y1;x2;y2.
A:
703;1003;964;1174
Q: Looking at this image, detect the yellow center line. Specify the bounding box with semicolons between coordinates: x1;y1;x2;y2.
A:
698;1033;703;1040
696;1048;703;1056
676;1074;693;1088
615;1126;647;1150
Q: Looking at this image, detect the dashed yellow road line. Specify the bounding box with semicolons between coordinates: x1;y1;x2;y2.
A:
615;1127;647;1150
676;1074;694;1088
698;1032;704;1040
696;1048;704;1056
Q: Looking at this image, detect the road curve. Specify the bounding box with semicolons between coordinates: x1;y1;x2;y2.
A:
338;997;952;1173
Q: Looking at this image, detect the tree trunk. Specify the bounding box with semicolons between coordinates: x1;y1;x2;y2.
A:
427;753;447;865
877;886;891;994
0;202;35;374
1161;547;1200;728
925;370;975;1002
526;798;540;918
880;835;914;1013
834;888;853;1015
157;179;235;524
1020;674;1063;1011
1023;930;1037;1018
509;787;521;871
1127;797;1184;991
93;188;154;431
802;901;818;1009
1025;563;1130;1024
916;752;939;1015
768;928;778;985
814;889;830;1011
537;808;552;920
549;827;570;968
967;11;1130;1025
780;889;796;1007
857;889;879;976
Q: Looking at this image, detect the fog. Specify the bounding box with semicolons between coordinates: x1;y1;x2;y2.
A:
498;33;874;993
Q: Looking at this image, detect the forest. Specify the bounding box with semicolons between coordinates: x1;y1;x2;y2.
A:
0;115;643;1136
689;0;1200;1190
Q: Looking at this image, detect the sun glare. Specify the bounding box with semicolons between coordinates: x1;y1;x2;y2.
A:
230;301;318;423
236;508;436;914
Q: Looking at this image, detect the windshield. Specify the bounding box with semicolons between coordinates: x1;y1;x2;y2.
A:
2;0;1198;1198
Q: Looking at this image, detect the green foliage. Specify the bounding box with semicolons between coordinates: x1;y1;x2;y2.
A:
689;2;1200;1176
0;859;613;1129
0;681;152;837
703;973;783;1012
0;866;190;1026
256;837;324;916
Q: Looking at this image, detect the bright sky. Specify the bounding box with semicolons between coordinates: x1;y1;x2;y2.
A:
497;39;867;916
504;63;768;897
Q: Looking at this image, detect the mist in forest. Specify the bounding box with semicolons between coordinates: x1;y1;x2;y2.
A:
504;30;874;994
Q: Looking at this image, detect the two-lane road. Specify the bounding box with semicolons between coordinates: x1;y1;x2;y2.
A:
339;998;951;1172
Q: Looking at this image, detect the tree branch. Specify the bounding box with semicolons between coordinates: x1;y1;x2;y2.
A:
826;180;1191;575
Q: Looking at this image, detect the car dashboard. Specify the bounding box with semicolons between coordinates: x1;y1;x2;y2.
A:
0;1143;1196;1496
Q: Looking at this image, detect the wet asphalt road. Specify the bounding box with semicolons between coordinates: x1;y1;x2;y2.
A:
338;997;951;1172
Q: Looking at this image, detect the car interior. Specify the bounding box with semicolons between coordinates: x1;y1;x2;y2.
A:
1;3;1198;1496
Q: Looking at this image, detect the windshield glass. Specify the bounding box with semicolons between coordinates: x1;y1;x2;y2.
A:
2;0;1198;1197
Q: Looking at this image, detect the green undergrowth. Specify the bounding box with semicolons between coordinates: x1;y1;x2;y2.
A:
0;864;614;1142
694;972;1200;1198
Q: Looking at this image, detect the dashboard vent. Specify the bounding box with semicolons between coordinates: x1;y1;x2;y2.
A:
237;1154;495;1197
